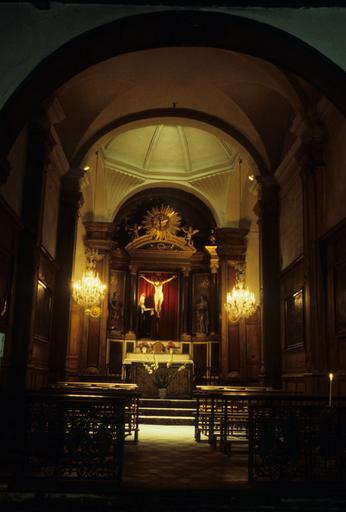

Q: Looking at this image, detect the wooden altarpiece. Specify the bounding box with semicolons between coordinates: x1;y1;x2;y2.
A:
106;209;220;394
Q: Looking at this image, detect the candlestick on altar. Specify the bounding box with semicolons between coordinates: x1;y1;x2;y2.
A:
328;372;334;407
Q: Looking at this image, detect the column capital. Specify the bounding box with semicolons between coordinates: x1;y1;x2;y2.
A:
61;168;86;193
254;177;279;219
296;140;326;178
205;245;219;274
129;264;138;276
255;175;279;194
84;221;115;253
181;265;191;277
215;227;248;261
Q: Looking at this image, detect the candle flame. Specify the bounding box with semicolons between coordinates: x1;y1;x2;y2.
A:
329;372;334;381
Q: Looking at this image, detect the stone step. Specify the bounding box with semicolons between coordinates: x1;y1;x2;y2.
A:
139;415;195;426
139;406;196;417
139;398;196;409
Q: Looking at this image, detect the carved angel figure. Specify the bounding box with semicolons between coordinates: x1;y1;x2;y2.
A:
127;223;143;239
182;225;199;245
208;228;217;245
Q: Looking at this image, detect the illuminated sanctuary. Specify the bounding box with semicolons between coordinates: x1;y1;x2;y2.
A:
0;2;346;507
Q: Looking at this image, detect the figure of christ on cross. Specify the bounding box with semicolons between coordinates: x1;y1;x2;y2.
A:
139;274;177;318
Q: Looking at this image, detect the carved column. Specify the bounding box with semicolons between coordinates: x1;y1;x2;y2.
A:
181;266;191;340
256;177;281;387
83;222;114;374
216;228;248;380
50;168;84;382
10;115;53;391
126;264;137;340
298;139;327;390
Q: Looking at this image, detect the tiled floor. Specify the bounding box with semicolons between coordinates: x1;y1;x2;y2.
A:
122;424;248;489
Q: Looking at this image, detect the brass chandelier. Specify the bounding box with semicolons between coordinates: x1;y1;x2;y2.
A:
72;248;106;317
225;268;257;323
224;157;257;322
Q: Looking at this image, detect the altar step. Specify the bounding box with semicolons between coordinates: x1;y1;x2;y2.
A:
138;398;196;426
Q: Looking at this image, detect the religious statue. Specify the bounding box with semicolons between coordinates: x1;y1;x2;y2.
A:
139;274;177;318
208;228;216;245
108;291;122;331
181;225;199;246
137;293;154;338
195;295;209;334
127;223;142;240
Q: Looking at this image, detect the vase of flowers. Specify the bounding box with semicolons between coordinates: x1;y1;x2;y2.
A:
167;340;176;354
142;353;186;397
158;387;167;399
138;341;150;353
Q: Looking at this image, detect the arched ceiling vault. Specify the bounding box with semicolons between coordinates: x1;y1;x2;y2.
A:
54;46;310;229
55;47;304;173
80;120;258;229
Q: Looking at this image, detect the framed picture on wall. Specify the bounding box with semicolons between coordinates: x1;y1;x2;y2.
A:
34;279;52;342
334;261;346;337
285;288;304;348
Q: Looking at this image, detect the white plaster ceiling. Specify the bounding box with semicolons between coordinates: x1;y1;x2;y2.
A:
55;47;302;171
103;124;238;178
79;122;255;228
54;46;307;228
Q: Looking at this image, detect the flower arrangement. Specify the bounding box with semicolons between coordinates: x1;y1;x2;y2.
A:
167;340;176;352
142;353;186;389
138;341;150;353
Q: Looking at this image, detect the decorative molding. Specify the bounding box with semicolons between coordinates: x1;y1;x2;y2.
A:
45;96;66;126
125;233;196;254
106;166;145;221
275;138;302;185
280;254;304;277
205;245;219;274
84;221;115;253
216;227;248;261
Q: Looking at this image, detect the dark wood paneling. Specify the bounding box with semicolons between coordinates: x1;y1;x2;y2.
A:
280;258;306;379
86;317;100;369
0;199;21;389
228;323;240;373
193;343;207;380
108;341;123;375
211;342;219;376
66;302;84;375
245;315;260;379
31;249;56;377
325;221;346;379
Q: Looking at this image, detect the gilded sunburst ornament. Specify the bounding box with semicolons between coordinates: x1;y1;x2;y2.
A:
142;205;181;241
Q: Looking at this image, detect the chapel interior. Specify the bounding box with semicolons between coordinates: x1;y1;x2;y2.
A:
1;4;346;507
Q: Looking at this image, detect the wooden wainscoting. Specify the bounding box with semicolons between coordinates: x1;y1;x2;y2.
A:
0;198;21;389
324;220;346;394
280;257;306;392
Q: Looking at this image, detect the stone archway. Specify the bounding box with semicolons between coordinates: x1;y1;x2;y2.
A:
1;9;345;173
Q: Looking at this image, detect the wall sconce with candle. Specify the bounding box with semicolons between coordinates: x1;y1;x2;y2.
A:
328;372;334;407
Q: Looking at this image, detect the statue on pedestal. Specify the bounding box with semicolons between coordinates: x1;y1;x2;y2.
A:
195;295;209;335
138;293;154;339
108;291;123;331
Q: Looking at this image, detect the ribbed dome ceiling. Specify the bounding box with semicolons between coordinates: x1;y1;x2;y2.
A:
103;124;238;178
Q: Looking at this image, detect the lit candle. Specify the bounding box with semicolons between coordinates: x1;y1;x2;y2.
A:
328;372;334;407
